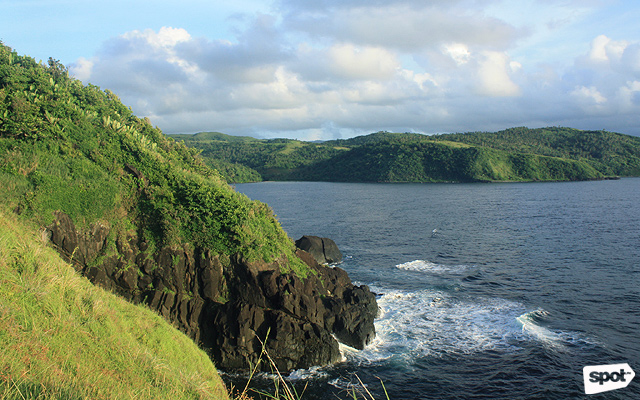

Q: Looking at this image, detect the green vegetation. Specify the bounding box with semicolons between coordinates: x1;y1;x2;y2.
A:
0;208;229;399
172;132;349;182
295;141;603;183
437;126;640;177
175;128;638;183
203;158;263;183
0;42;307;272
0;41;318;395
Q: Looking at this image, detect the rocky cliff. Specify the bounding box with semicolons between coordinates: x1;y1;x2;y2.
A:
47;212;377;372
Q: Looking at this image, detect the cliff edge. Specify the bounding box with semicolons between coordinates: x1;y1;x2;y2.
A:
48;212;378;372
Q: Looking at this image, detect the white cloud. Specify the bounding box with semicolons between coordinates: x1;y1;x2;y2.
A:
443;43;471;66
67;1;640;139
617;81;640;112
571;85;607;106
283;3;522;53
587;34;628;64
476;51;521;97
327;44;399;80
69;57;93;81
124;27;192;49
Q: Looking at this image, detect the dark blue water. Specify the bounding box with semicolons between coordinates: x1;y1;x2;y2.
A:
234;179;640;399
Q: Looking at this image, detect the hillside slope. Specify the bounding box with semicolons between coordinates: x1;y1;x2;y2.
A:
0;44;302;267
176;129;630;183
0;209;229;399
0;43;377;374
296;140;603;182
438;126;640;177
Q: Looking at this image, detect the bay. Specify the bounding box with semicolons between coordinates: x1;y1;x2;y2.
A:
234;179;640;399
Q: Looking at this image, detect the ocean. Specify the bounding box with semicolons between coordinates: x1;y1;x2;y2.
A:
232;179;640;399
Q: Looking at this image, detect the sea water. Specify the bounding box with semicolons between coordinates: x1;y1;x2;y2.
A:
233;179;640;399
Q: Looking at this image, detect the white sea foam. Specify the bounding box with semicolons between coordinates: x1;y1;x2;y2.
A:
516;309;596;350
395;260;474;274
287;365;329;381
344;287;592;366
516;309;564;348
342;288;518;366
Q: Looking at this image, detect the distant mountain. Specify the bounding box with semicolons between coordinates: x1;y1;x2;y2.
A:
171;131;260;142
174;128;640;183
436;127;640;177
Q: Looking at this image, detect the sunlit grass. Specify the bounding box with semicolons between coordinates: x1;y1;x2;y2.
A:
0;209;229;400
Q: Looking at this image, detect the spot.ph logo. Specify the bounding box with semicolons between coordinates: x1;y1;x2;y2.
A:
583;363;635;395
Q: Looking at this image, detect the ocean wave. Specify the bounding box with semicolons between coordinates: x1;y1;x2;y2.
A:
345;288;592;366
516;309;597;350
287;365;330;381
395;260;475;274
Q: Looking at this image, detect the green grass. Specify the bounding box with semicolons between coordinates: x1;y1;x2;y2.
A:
0;209;230;400
278;141;304;155
0;42;312;277
0;208;377;399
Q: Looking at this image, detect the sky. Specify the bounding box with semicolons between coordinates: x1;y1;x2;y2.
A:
2;0;640;140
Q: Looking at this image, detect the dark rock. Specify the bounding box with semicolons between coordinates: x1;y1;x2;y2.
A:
331;286;378;349
295;235;343;264
48;211;84;265
86;266;108;287
205;301;341;372
45;212;377;373
138;273;153;290
118;267;139;291
303;253;378;350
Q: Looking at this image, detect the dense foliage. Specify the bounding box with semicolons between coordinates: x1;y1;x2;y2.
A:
175;132;348;181
437;127;640;177
0;43;306;272
177;128;638;183
294;141;602;182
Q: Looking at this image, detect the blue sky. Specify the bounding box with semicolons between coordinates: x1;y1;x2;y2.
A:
2;0;640;139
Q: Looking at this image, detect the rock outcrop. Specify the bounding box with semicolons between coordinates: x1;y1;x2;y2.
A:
47;212;377;372
295;235;343;264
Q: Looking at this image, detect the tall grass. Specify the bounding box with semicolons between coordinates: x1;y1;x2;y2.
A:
0;209;386;399
226;332;390;400
0;209;229;399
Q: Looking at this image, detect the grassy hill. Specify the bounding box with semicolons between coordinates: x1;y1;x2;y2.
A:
0;42;306;272
0;42;320;397
174;128;637;183
172;133;348;182
0;208;229;399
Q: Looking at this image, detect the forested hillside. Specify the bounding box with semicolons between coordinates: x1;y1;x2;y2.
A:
438;127;640;177
175;128;640;183
176;131;349;181
294;140;603;183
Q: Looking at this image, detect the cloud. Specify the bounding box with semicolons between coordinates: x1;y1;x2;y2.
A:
68;2;640;139
585;34;628;65
443;43;471;66
70;57;93;81
476;51;521;97
282;3;522;53
571;85;608;113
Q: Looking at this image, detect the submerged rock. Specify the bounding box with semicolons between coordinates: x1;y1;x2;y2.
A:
47;212;377;372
